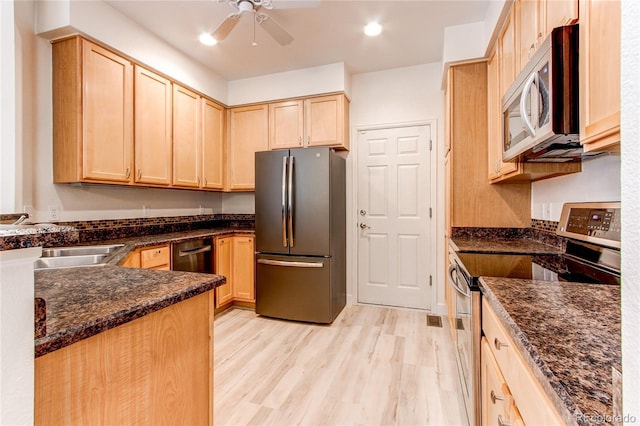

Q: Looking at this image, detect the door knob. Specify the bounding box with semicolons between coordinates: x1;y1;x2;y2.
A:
359;223;370;230
359;209;367;216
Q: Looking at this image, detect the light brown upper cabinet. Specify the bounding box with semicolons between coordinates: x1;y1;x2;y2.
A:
134;65;172;186
488;1;581;183
269;100;304;149
446;62;530;229
226;104;269;191
579;0;621;153
487;49;519;181
305;94;349;149
173;84;202;188
518;0;578;73
53;37;134;184
201;99;225;190
268;94;350;151
498;5;518;95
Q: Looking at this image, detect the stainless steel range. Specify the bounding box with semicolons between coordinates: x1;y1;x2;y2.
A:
448;202;621;426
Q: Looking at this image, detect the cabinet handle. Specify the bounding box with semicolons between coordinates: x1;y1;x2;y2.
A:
307;135;310;144
137;169;142;180
498;415;512;426
126;167;131;179
298;136;302;146
204;177;207;186
490;390;504;404
197;176;201;186
494;337;509;350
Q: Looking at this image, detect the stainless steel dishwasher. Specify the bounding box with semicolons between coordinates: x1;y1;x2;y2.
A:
172;238;212;273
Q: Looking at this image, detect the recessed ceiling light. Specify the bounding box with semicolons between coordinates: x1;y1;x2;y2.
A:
199;32;218;46
364;22;382;37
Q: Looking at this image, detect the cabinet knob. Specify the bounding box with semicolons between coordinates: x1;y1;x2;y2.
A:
497;415;512;426
494;337;509;350
490;390;504;404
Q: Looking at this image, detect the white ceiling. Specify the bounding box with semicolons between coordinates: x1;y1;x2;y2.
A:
105;0;492;81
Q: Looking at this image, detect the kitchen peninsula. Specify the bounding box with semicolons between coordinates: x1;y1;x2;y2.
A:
21;216;254;425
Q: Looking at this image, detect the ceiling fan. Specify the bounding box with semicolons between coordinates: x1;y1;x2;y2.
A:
213;0;314;46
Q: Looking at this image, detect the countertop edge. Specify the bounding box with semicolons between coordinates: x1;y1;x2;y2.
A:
479;278;584;426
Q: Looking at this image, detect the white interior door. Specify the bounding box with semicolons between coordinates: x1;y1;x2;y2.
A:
357;125;431;309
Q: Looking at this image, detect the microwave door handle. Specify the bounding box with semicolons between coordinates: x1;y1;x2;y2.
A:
520;72;537;138
537;74;550;127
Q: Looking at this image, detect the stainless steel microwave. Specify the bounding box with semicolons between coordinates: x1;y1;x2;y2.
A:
502;25;580;162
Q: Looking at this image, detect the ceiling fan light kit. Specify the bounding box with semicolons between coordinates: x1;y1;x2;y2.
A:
211;0;300;46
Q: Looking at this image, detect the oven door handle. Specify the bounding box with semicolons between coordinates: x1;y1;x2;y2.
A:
448;264;471;298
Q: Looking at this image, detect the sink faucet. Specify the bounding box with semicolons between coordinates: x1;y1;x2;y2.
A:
12;215;28;225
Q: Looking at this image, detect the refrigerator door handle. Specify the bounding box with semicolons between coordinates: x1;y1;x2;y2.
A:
257;259;324;268
281;156;288;247
287;155;295;247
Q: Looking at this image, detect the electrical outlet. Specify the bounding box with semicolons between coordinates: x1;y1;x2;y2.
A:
143;205;149;217
199;205;205;215
48;205;59;221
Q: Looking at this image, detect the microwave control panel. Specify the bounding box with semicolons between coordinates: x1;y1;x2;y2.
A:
557;202;621;248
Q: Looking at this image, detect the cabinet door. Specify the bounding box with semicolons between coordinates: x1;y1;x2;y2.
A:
227;105;269;190
579;0;621;152
201;99;225;190
544;0;578;35
173;85;202;188
518;0;541;71
481;337;511;426
487;49;519;181
498;6;517;99
215;237;234;308
304;94;349;149
81;40;134;183
134;65;172;186
232;236;255;302
269;100;304;150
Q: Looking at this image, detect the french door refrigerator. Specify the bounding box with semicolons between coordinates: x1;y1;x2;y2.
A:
255;147;346;324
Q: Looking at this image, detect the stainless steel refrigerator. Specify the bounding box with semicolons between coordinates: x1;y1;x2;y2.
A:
255;147;346;324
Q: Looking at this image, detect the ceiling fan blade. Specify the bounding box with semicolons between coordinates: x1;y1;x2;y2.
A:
212;12;242;41
256;13;294;45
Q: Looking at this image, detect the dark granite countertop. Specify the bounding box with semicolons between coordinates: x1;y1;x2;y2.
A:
480;277;621;426
35;266;225;357
34;227;254;357
450;236;563;254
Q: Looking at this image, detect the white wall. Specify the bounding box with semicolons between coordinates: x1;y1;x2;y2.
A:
621;0;640;419
228;62;350;106
531;155;621;221
349;63;445;313
0;0;17;214
9;0;226;222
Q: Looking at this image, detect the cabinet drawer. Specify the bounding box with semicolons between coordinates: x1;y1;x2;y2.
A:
141;246;170;269
482;299;566;425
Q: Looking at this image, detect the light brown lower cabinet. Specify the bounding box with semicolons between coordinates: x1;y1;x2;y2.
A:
35;291;214;426
214;235;255;310
121;244;170;270
482;299;566;425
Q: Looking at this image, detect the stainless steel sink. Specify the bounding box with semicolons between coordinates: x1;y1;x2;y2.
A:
34;254;109;270
41;244;124;257
35;244;124;270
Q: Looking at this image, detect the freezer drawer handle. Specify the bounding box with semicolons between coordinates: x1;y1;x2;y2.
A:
178;245;212;257
257;259;324;268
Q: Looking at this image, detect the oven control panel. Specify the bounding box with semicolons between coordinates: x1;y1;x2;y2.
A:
557;202;621;249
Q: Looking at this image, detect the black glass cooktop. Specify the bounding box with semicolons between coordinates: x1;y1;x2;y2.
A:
455;252;620;286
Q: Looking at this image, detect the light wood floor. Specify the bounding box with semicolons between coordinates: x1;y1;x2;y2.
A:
214;304;467;426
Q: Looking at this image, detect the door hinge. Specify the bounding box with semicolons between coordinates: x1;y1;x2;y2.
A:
429;275;433;287
429;140;433;151
429;207;432;218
